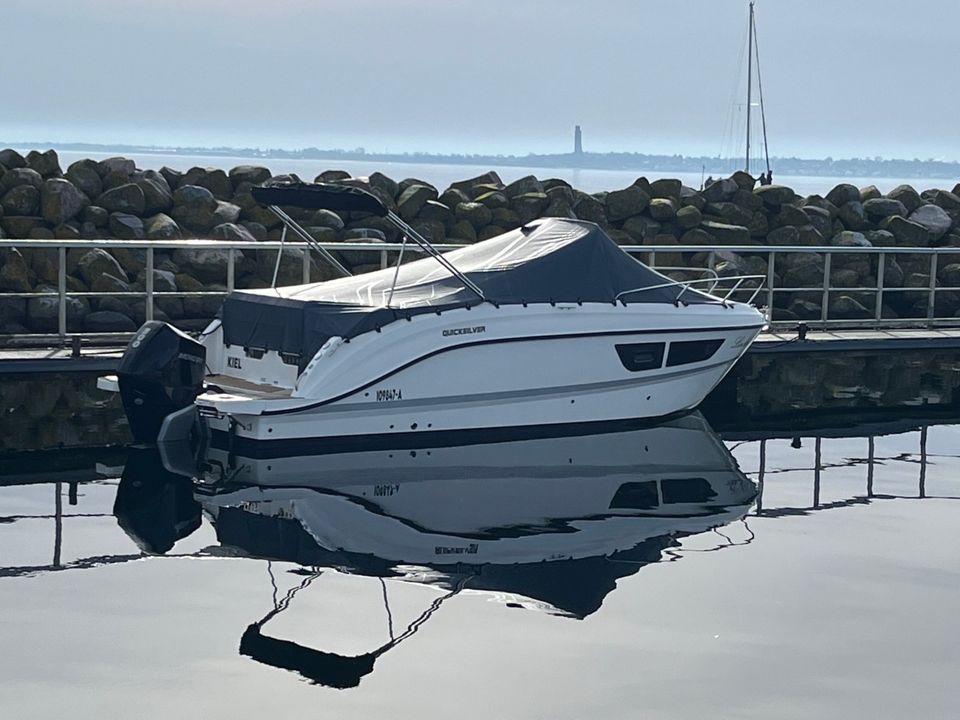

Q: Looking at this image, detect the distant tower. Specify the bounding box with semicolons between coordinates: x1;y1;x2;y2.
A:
574;125;583;155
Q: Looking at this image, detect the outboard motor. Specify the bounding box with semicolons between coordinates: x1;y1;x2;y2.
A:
117;321;206;445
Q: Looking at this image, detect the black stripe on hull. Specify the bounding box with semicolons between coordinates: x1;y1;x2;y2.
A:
210;409;694;459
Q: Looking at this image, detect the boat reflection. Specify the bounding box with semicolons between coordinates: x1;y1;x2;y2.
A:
185;412;756;687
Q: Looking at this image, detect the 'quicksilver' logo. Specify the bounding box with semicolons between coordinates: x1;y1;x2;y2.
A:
443;325;486;337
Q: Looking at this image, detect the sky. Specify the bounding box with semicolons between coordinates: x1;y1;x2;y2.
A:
3;0;959;161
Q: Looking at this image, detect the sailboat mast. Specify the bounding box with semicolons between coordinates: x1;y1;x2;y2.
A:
753;4;772;175
745;1;754;173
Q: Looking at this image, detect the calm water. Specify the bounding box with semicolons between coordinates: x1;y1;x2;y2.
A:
1;413;958;719
50;149;953;197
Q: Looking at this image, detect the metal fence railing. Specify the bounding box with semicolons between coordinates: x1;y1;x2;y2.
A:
1;238;959;345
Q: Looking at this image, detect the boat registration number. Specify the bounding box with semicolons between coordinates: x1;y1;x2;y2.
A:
376;388;403;402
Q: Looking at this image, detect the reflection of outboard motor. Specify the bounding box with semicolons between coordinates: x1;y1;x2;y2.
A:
114;447;202;554
117;321;206;445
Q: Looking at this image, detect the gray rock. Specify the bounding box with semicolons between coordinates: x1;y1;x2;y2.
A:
938;263;960;287
85;310;136;332
767;225;800;245
542;197;576;218
1;167;43;193
97;157;136;178
882;216;930;246
888;185;922;214
213;201;242;226
508;193;547;224
308;208;345;231
83;205;109;227
475;190;509;210
883;258;905;287
909;204;952;242
145;213;181;240
0;248;31;291
448;172;503;197
159;166;183;190
90;272;130;294
98;183;145;214
605;186;650;222
416;200;453;229
572;193;607;224
702;177;738;203
788;298;822;320
832;230;871;247
678;228;717;245
108;212;146;239
454;202;493;229
859;185;881;202
27;149;61;177
502;175;543;198
825;184;860;207
830;295;871;319
136;170;174;215
397;184;438;222
171;185;218;231
27;289;88;331
675;205;702;230
649;178;682;201
41;178;86;225
932;190;960;213
801;205;833;237
730;171;756;191
863;197;907;220
76;248;126;286
211;222;257;243
622;216;661;242
837;201;868;230
315;169;351;183
305;226;336;243
648;197;677;220
439;188;470;208
865;229;895;247
776;205;811;228
754;184;796;207
731;188;763;211
63;158;98;192
705;202;752;226
182;167;233;200
368;172;399;200
2;185;40;215
171;248;231;283
343;228;387;242
449;219;477;243
700;220;749;245
0;149;26;169
2;216;41;237
229;165;272;188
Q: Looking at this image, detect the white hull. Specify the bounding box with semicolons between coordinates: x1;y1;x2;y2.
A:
196;301;764;446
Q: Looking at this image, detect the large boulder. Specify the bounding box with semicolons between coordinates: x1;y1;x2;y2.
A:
825;183;860;207
75;248;126;286
832;230;871;247
0;149;26;169
41;178;86;225
229;165;272;188
210;222;257;243
909;204;952;242
171;185;218;232
171;248;231;284
108;212;146;239
98;183;145;214
700;220;750;245
26;149;61;177
836;201;868;230
572;193;607;225
2;184;40;215
136;170;174;215
182;167;233;200
1;167;43;193
675;205;702;231
882;215;930;246
397;183;438;222
212;201;242;226
27;288;89;331
939;263;960;287
85;311;136;332
511;193;550;224
767;225;800;245
368;172;399;200
649;178;682;201
454;202;492;230
754;184;796;207
0;248;31;291
502;175;543;198
801;205;833;237
145;213;181;240
702;177;738;203
605;186;650;222
66;160;103;199
648;197;677;220
97;157;136;178
887;185;922;214
863;197;907;221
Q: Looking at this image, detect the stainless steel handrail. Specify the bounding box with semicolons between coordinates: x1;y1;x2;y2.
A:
615;274;766;306
2;238;959;342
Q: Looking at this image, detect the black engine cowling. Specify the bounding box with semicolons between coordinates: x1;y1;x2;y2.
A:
117;321;206;444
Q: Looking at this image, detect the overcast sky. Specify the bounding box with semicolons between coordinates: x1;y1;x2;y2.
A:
4;0;958;160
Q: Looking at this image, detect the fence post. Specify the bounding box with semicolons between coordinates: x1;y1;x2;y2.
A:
302;247;310;284
766;251;775;318
875;252;885;326
145;247;154;321
927;253;938;323
57;245;67;343
227;248;235;292
820;252;832;323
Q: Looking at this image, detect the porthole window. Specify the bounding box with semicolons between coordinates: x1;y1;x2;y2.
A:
609;481;660;509
615;342;665;372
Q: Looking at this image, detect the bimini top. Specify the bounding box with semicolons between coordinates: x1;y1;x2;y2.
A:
221;217;713;365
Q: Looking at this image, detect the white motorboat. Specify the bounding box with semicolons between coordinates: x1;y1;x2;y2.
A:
103;181;765;449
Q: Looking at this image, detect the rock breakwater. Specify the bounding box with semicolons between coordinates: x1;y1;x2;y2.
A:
2;147;960;335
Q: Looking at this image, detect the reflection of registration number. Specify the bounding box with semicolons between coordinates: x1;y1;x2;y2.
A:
374;484;399;496
376;388;402;402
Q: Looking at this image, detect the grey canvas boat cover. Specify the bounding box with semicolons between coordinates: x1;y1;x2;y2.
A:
221;218;713;365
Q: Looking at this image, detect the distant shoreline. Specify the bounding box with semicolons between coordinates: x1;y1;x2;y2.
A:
5;141;960;181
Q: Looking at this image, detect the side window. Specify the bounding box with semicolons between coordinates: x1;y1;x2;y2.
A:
661;477;717;504
666;339;724;367
615;342;665;372
609;481;660;510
